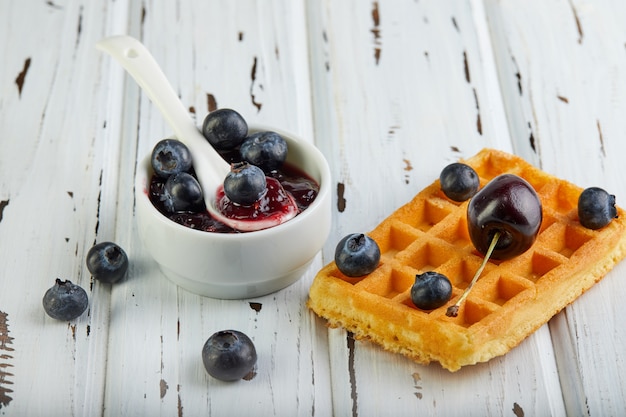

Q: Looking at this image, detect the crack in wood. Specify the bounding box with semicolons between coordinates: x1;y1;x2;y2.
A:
371;1;381;65
597;120;606;157
15;58;31;97
412;371;423;399
473;88;482;135
322;30;330;71
528;122;536;153
569;0;584;44
75;5;83;50
160;379;169;399
177;384;183;417
250;57;262;112
337;182;346;213
0;200;9;223
206;93;217;113
403;158;413;184
46;1;63;9
160;335;164;371
511;56;522;95
346;332;358;417
0;311;14;409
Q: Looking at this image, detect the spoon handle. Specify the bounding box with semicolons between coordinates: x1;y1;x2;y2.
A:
96;35;229;177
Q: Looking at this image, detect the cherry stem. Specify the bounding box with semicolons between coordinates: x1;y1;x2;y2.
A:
446;231;501;317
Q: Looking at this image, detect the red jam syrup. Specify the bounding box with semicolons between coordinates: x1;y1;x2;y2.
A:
149;162;319;233
217;177;294;220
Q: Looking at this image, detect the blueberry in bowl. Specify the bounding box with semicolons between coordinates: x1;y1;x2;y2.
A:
151;138;193;178
240;131;288;172
161;172;205;213
223;162;268;206
135;123;331;299
202;108;248;151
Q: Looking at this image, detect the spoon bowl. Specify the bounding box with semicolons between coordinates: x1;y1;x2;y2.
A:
96;35;298;231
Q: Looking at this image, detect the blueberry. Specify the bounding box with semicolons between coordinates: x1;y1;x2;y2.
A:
240;131;288;172
440;162;480;202
223;162;267;206
202;108;248;150
410;271;452;310
42;279;89;321
334;233;381;277
202;330;257;381
578;187;618;230
161;172;204;213
151;139;193;178
86;242;129;284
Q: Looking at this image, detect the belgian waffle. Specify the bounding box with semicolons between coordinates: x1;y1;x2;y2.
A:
308;148;626;371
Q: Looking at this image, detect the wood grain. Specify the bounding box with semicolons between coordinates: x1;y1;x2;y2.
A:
0;0;625;415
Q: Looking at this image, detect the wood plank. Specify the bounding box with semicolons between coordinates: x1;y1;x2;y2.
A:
100;0;332;416
484;0;626;415
306;0;566;415
0;1;131;415
1;0;626;415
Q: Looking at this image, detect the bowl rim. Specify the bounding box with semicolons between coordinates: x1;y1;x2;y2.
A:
135;124;332;240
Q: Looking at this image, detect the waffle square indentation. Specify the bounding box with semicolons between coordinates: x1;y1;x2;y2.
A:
479;273;534;306
356;266;413;299
405;241;457;272
410;198;456;232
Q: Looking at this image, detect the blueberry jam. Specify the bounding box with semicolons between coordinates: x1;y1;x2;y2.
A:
218;177;293;220
149;161;319;233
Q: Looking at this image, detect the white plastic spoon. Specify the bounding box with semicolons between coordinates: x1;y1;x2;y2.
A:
96;35;298;231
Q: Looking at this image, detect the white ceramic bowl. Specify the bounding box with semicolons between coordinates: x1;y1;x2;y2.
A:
135;125;332;299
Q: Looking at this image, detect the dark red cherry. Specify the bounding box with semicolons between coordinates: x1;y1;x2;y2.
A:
467;174;542;260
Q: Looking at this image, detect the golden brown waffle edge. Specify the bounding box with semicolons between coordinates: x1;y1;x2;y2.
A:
308;148;626;371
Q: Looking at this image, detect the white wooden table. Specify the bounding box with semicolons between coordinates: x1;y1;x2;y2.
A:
2;1;626;415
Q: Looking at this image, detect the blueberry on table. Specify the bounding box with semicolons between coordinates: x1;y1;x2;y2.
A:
440;162;480;202
334;233;381;277
86;242;129;284
202;108;248;150
411;271;452;310
578;187;617;230
42;279;89;321
202;330;257;381
223;162;268;206
151;139;193;178
161;172;204;213
240;131;288;172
